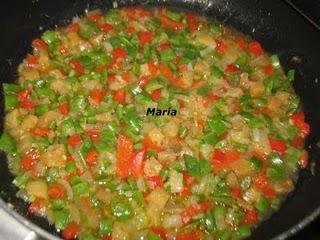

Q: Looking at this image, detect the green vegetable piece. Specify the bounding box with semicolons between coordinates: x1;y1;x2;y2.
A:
53;210;69;229
5;95;19;111
111;201;132;220
287;69;295;82
255;196;270;214
42;30;59;44
79;21;99;39
204;212;217;232
160;49;176;62
70;95;86;112
203;132;218;145
72;181;89;197
249;156;263;171
147;232;162;240
211;66;224;79
270;54;280;68
0;133;16;154
99;218;113;236
166;11;183;21
35;104;49;116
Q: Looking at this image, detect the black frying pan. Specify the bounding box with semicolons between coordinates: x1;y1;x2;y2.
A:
1;0;320;239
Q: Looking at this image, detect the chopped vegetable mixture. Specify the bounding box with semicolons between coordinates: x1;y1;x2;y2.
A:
0;7;310;240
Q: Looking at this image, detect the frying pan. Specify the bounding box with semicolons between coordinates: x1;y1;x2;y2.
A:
1;0;320;239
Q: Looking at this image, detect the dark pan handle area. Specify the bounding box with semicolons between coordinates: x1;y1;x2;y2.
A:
1;1;320;240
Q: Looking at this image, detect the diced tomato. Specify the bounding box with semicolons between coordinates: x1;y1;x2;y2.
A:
20;98;36;110
236;36;247;50
130;149;146;179
147;175;164;188
125;26;136;34
121;71;132;82
269;138;287;153
112;47;127;61
263;64;274;75
244;209;258;225
148;61;158;77
143;137;164;152
116;134;134;179
139;31;154;45
158;63;175;82
68;135;82;148
90;88;105;106
113;88;126;104
48;184;65;199
150;226;168;240
28;198;44;215
26;54;38;66
85;150;99;166
32;38;47;49
63;223;80;240
99;23;114;32
293;136;304;148
84;129;100;142
21;155;35;171
100;237;112;240
136;7;153;17
176;230;203;240
299;149;309;168
139;75;149;88
87;13;102;22
225;64;240;74
150;89;161;102
67;23;80;32
59;102;69;115
181;203;211;225
70;60;85;74
248;41;263;57
179;172;197;197
215;39;227;54
186;13;198;32
211;149;241;170
290;112;310;137
31;127;50;137
231;186;241;199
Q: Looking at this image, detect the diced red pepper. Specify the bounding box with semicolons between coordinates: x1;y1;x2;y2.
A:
158;8;183;30
147;175;164;188
263;64;274;75
269;138;287;153
181;203;211;225
26;54;38;66
150;89;161;102
108;74;116;82
139;31;154;45
100;237;112;240
254;173;276;199
130;149;146;179
290;112;310;137
231;186;241;199
125;26;136;34
59;102;70;115
186;13;198;32
87;13;102;22
248;41;263;57
28;198;44;215
63;223;80;240
121;71;132;82
68;135;82;148
21;152;39;171
139;76;149;88
113;88;126;104
84;129;100;142
236;36;247;50
215;39;227;54
48;184;65;199
158;43;170;51
143;137;164;152
211;149;241;170
150;226;168;240
70;60;85;74
67;23;80;32
85;149;99;166
116;134;134;179
90;88;105;106
225;64;240;74
32;38;47;49
30;127;50;137
148;61;158;77
293;136;304;148
244;209;258;225
176;230;203;240
112;47;127;61
99;23;114;32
